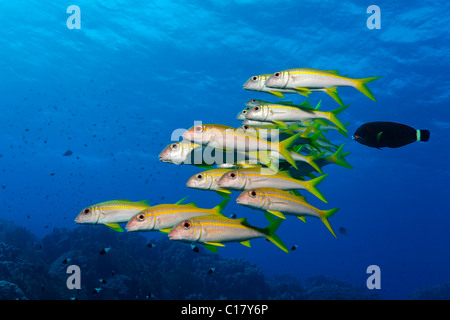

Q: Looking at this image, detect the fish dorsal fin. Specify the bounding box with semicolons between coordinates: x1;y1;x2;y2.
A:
137;200;151;206
95;199;131;206
289;190;307;202
175;196;189;205
105;223;124;232
184;202;198;208
276;170;293;178
326;70;340;75
240;240;251;248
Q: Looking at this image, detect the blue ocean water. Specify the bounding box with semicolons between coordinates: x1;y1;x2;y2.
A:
0;0;449;300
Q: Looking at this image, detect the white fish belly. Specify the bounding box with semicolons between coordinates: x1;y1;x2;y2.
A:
100;209;145;224
267;200;320;218
200;225;263;243
289;73;354;88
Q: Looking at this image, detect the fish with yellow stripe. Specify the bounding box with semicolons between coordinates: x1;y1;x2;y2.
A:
168;214;289;253
245;101;349;133
265;68;381;104
217;167;329;203
186;168;235;196
126;196;230;233
182;123;319;171
236;188;338;238
75;200;151;232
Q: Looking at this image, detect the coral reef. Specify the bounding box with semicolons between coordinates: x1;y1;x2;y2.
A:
2;217;442;300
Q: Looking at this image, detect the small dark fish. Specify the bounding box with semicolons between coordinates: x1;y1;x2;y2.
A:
92;288;103;295
63;150;73;156
62;258;71;264
99;247;111;255
229;213;237;219
353;121;430;149
146;242;156;248
191;244;199;253
99;278;107;284
338;227;347;235
208;268;215;274
291;245;298;251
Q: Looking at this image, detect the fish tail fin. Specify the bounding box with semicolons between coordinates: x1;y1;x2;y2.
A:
417;129;430;142
304;174;328;203
329;144;353;169
354;77;382;101
212;195;231;216
262;218;289;253
325;104;350;133
319;208;339;238
324;87;345;107
278;133;302;169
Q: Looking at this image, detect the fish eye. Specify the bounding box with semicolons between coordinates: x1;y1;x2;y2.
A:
182;220;192;230
195;125;203;133
251;99;256;102
137;214;146;221
274;72;281;77
251;76;258;81
229;172;237;179
243;125;249;130
196;173;204;180
242;110;247;114
249;190;258;198
254;106;260;111
83;208;91;214
170;143;179;150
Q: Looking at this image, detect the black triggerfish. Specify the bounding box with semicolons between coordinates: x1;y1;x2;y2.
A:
352;121;430;149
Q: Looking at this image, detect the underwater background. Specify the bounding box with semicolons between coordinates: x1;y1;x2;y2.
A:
0;0;449;300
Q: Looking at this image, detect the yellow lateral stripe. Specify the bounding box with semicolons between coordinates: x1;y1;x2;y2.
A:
287;70;348;80
145;208;210;217
194;220;250;231
238;172;301;184
96;205;149;211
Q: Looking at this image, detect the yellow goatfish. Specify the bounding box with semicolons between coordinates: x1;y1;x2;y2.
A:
217;167;329;203
236;188;338;238
126;196;229;233
168;214;289;253
245;102;349;133
186;168;234;196
182;123;309;170
75;200;151;232
265;68;381;104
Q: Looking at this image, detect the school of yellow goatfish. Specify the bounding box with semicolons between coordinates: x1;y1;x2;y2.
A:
75;67;380;253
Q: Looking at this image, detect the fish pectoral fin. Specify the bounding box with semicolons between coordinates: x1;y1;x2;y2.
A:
293;87;312;96
159;228;172;233
240;240;251;248
105;223;124;232
268;91;285;98
204;242;226;247
216;188;233;194
297;216;306;223
267;210;287;219
273;120;288;128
